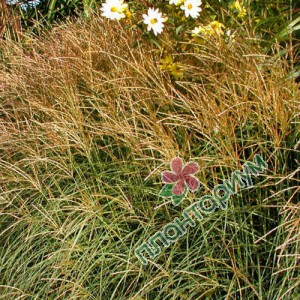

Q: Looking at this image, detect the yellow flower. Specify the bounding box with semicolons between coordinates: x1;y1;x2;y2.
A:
160;56;183;79
229;0;240;10
192;21;225;39
168;64;184;79
160;55;174;70
229;0;247;19
125;10;132;19
237;6;246;18
208;21;225;36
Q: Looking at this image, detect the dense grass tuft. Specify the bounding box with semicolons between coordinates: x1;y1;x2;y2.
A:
0;16;299;299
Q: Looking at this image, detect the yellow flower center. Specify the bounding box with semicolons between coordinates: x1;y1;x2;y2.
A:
111;7;117;12
187;3;193;9
150;18;158;25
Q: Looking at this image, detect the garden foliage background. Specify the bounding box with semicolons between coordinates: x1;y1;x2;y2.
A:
0;1;299;299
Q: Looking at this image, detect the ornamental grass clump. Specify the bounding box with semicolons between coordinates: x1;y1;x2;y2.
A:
0;15;299;300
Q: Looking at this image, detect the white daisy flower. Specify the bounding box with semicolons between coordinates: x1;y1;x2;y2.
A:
143;8;166;36
191;26;204;36
169;0;184;5
101;0;128;21
181;0;202;19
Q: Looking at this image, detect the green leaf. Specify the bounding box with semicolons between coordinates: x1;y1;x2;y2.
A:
276;16;300;40
171;186;188;206
159;184;175;198
175;24;185;35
